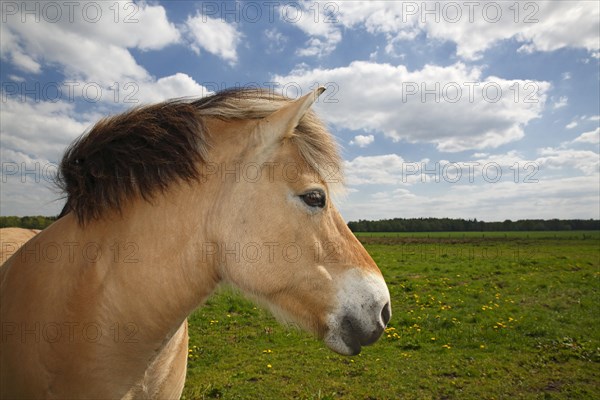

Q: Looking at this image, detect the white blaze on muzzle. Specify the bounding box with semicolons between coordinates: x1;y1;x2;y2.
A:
324;268;392;355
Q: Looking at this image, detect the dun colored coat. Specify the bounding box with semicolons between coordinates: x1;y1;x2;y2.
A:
0;88;391;399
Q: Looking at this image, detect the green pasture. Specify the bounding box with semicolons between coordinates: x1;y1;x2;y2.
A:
353;231;599;240
182;232;600;399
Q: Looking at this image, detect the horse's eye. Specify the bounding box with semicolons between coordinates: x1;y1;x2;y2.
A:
300;190;326;208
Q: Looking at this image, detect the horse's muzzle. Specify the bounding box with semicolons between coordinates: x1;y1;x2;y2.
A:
339;301;391;354
324;270;392;356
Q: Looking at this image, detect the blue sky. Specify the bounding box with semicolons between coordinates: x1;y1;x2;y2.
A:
1;1;599;221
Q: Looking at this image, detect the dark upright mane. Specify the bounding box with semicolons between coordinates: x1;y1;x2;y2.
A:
57;88;342;225
57;101;209;224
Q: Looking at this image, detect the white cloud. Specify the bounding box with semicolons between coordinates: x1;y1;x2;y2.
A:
7;75;25;83
339;146;599;221
0;98;93;162
185;13;242;64
264;28;288;53
553;96;568;110
135;73;212;104
384;36;408;59
46;1;181;51
280;2;342;57
310;1;600;60
1;1;180;85
296;36;340;57
566;121;578;129
471;150;527;168
350;134;375;147
344;154;407;185
511;2;600;56
573;127;600;145
0;99;97;216
10;50;43;74
537;147;599;175
340;171;600;222
462;148;599;179
1;2;211;108
274;61;549;152
0;148;64;216
0;24;41;74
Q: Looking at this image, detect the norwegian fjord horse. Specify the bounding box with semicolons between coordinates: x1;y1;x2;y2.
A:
0;87;391;398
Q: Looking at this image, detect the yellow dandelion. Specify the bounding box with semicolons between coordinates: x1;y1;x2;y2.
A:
267;364;272;368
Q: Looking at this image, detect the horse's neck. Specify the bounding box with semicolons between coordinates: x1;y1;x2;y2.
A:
66;190;218;351
1;188;217;395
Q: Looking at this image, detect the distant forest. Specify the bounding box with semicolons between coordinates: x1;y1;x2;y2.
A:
1;216;599;232
0;216;58;230
347;218;600;232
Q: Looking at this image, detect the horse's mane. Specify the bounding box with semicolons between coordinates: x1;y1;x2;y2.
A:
56;88;341;225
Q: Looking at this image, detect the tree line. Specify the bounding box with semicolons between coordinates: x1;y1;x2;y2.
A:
0;216;58;230
1;216;599;232
347;218;600;232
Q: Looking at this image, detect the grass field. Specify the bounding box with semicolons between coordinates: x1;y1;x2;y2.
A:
182;232;600;399
353;231;598;240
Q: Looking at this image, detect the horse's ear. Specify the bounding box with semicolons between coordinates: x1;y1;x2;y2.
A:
253;86;326;149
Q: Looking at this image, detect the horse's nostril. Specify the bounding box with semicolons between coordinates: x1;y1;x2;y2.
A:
381;302;391;326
